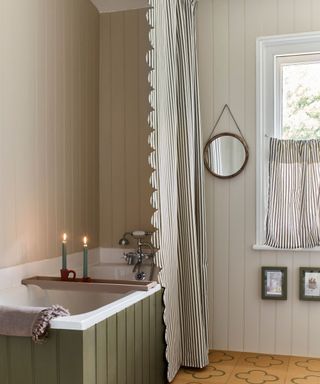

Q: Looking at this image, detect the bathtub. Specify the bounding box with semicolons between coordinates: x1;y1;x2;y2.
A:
90;262;140;280
0;282;161;331
0;268;166;384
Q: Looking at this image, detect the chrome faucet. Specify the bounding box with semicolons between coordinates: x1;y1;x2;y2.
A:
119;231;155;280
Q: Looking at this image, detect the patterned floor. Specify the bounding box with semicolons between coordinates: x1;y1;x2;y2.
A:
172;351;320;384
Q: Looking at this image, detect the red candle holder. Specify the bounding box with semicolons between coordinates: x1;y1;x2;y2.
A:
60;269;77;281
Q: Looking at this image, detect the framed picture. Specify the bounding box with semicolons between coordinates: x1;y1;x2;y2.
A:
261;267;287;300
299;267;320;301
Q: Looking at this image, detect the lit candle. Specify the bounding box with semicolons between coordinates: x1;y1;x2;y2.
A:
62;233;67;270
83;236;88;279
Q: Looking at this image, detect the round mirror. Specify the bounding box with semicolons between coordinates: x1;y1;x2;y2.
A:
204;133;249;179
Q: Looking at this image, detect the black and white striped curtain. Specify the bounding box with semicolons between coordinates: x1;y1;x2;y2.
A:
147;0;209;381
266;138;320;248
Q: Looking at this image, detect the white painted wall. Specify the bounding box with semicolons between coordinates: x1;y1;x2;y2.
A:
198;0;320;357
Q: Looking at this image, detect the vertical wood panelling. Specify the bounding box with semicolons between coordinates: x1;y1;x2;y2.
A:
83;326;96;384
0;292;166;384
117;311;127;384
228;0;246;352
1;0;28;267
126;306;135;384
293;0;312;32
198;0;320;357
278;0;294;34
96;320;108;384
110;12;126;248
142;298;150;384
99;9;154;248
311;0;320;31
64;0;75;251
33;331;58;384
45;0;58;262
87;5;100;248
257;0;278;355
72;2;82;249
107;315;118;383
58;330;84;384
134;300;143;384
55;2;66;257
8;337;33;384
309;253;320;356
0;0;99;269
99;13;113;247
91;0;148;13
0;336;9;384
124;11;141;233
107;315;119;384
149;294;156;384
212;0;230;350
274;254;292;355
291;252;310;356
242;0;262;354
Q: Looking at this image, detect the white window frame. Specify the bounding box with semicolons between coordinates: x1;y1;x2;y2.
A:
255;32;320;250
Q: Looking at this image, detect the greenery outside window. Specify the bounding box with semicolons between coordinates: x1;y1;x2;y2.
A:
276;54;320;140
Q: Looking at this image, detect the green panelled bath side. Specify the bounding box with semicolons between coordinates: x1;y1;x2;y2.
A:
0;289;166;384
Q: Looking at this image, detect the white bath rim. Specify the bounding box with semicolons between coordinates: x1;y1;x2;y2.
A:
50;284;161;331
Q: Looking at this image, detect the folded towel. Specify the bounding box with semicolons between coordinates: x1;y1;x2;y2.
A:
0;304;70;342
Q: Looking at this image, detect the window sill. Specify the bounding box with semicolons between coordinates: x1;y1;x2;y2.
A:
253;245;320;252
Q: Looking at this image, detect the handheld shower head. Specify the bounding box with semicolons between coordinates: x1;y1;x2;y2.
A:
118;230;153;246
131;230;152;237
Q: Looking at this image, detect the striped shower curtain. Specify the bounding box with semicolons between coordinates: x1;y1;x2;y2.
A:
266;138;320;248
147;0;209;381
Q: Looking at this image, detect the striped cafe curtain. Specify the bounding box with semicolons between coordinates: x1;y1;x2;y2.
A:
266;138;320;249
147;0;209;381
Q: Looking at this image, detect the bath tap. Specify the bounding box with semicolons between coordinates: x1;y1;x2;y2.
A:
131;237;155;280
119;231;155;280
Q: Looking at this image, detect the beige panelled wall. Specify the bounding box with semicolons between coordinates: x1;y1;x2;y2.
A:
91;0;148;13
0;0;99;269
198;0;320;356
99;9;153;247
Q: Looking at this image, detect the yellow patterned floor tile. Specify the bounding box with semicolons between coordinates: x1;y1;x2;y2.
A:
236;354;289;370
285;373;320;384
171;352;320;384
209;351;241;367
228;368;286;384
176;363;234;384
289;357;320;373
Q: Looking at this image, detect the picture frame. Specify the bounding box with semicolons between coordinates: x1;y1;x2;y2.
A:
299;267;320;301
261;267;287;300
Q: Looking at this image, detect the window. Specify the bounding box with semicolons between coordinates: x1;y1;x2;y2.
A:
255;32;320;249
276;54;320;140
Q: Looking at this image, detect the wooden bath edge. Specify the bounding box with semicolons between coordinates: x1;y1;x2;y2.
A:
21;276;158;293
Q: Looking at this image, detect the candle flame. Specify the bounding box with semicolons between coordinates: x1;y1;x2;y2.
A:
63;233;67;242
83;236;88;246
